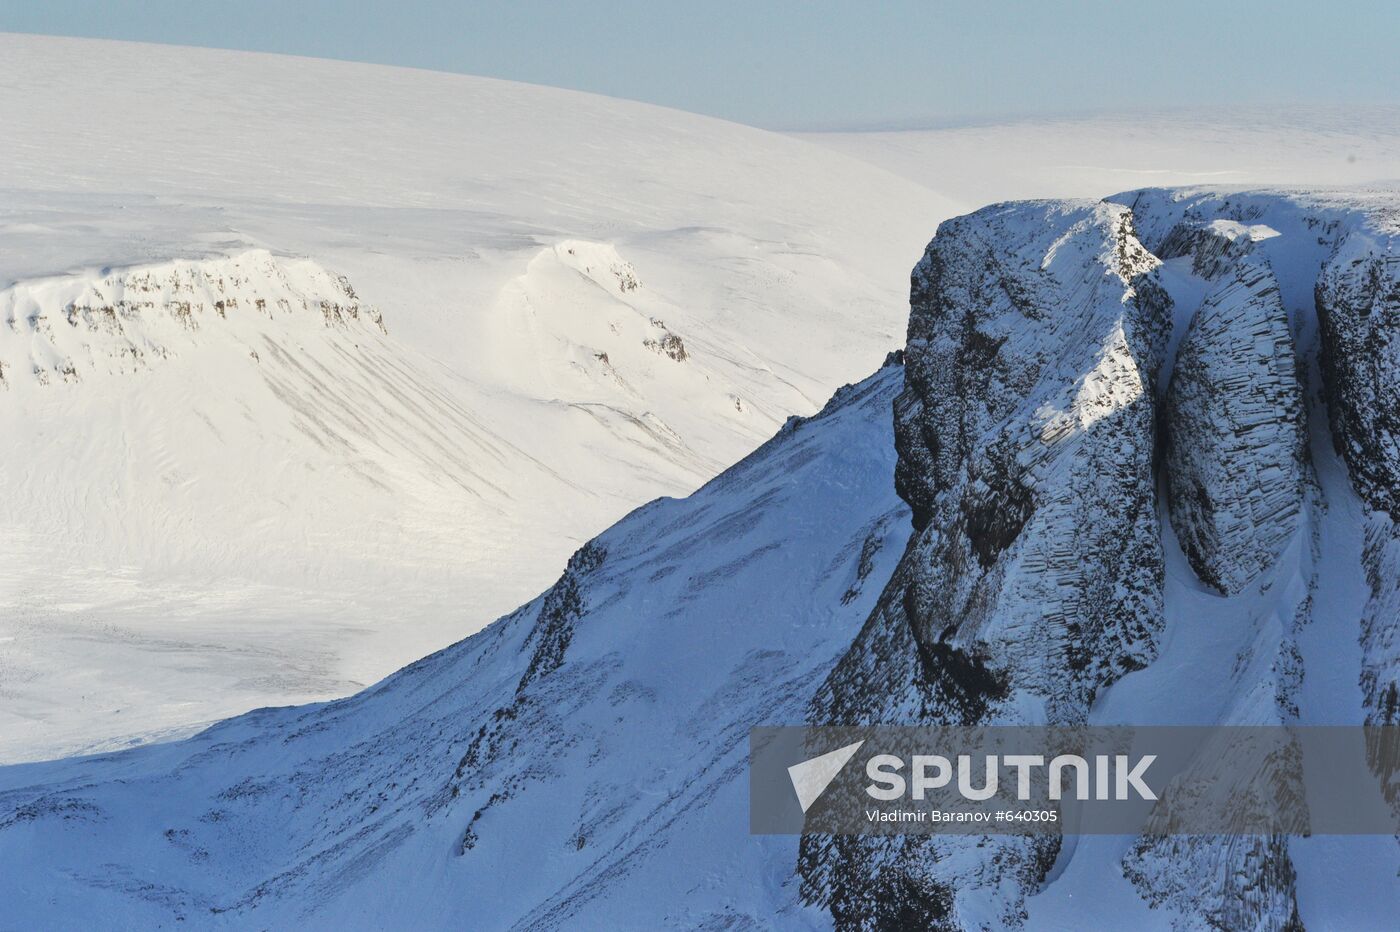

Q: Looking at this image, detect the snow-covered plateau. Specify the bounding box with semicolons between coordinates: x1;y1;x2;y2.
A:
4;31;1400;932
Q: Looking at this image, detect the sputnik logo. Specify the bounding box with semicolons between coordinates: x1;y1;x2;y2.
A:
787;740;865;813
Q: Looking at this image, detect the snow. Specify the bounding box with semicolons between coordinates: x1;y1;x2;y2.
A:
3;173;1399;926
797;107;1400;212
7;35;1400;764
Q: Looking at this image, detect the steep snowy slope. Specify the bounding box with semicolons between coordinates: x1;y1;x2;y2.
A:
3;187;1399;931
0;360;911;930
0;33;958;760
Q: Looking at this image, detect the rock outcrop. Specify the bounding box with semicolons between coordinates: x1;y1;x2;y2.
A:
803;189;1400;931
0;250;383;388
1316;229;1400;785
802;201;1172;927
1163;234;1306;595
1318;232;1400;521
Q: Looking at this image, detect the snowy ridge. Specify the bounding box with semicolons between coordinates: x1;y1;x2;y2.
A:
0;361;912;929
484;237;803;476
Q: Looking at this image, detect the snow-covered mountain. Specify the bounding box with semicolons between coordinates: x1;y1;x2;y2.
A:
0;33;957;760
8;35;1400;765
3;186;1398;929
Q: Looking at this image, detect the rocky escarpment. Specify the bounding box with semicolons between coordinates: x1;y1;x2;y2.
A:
0;249;384;388
1316;228;1400;773
1318;233;1400;521
802;201;1172;927
1162;228;1307;595
450;538;607;854
802;189;1400;931
1091;192;1350;932
1125;834;1303;931
891;201;1171;719
516;540;608;692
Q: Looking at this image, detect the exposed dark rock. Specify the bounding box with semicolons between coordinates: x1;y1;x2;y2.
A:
1315;234;1400;762
517;539;607;693
643;330;688;361
1317;239;1400;519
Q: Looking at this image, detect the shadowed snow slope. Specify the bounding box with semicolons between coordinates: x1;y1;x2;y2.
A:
0;361;910;930
0;33;955;760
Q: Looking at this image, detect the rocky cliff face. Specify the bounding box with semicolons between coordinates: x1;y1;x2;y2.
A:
1162;230;1306;595
1318;233;1400;521
1316;228;1400;792
804;189;1399;931
803;201;1172;926
0;250;383;388
891;201;1171;723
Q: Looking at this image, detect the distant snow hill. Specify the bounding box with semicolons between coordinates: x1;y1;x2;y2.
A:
3;186;1399;930
0;33;955;760
797;105;1400;207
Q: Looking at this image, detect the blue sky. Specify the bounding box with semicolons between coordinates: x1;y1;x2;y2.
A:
2;0;1396;129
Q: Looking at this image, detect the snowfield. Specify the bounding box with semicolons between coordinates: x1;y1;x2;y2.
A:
798;106;1400;208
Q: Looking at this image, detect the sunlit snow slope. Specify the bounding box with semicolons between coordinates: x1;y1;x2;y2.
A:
0;33;955;760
